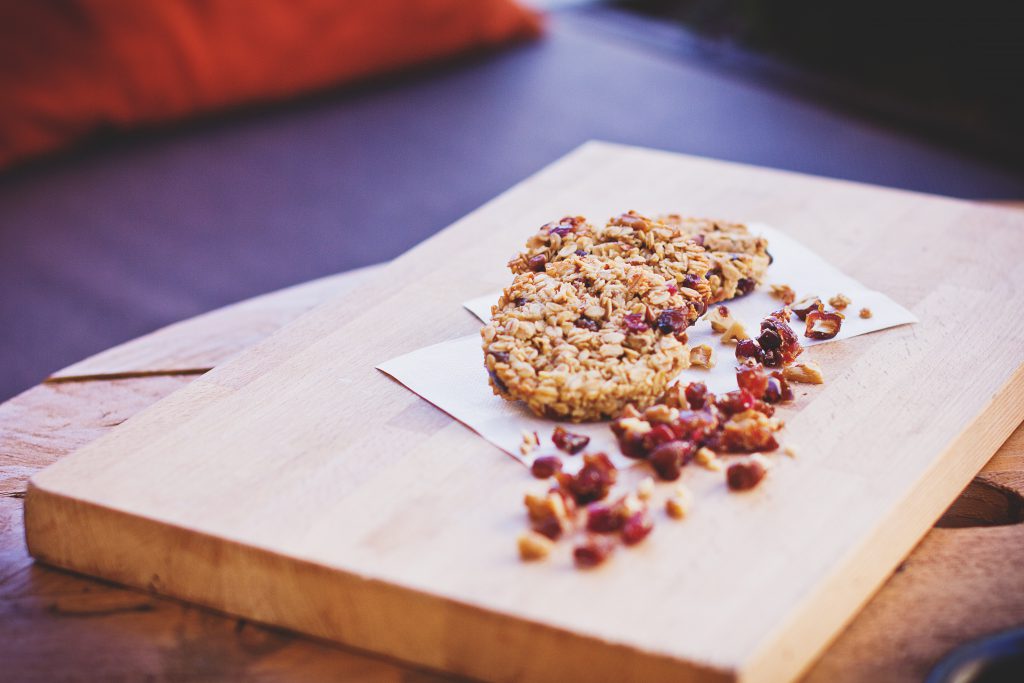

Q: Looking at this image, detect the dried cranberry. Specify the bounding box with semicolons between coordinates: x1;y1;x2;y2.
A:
527;254;547;272
670;410;719;442
805;310;843;340
751;399;775;417
622;313;649;333
514;297;528;307
586;501;625;533
758;317;801;366
791;296;822;321
736;364;769;398
666;283;678;295
531;515;564;540
642;424;676;453
684;382;707;410
692;299;707;317
613;212;649;230
614;429;648;459
552;426;590;455
716;389;755;416
574;317;600;331
682;273;704;291
727;460;767;491
693;234;706;247
574;535;616;568
735;338;765;364
489;351;510;365
530;456;563;479
574;249;588;257
621;509;654;545
649;440;695;481
549;226;573;237
768;371;794;402
736;278;756;296
655;308;689;335
556;453;617;504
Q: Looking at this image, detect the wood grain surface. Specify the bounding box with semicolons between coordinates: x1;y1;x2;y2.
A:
19;142;1024;682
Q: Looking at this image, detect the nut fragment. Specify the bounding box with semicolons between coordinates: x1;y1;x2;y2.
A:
695;446;722;471
708;305;733;333
721;319;749;343
636;476;655;501
782;360;825;385
517;531;554;560
805;310;843;340
689;344;715;368
665;485;693;519
859;307;872;319
828;293;851;310
783;444;799;458
769;283;796;305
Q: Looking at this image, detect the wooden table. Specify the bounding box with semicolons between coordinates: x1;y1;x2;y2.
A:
3;256;1023;682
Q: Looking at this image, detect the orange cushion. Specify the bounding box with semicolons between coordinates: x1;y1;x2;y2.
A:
0;0;542;169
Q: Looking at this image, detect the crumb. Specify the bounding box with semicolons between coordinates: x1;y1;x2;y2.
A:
636;476;655;501
783;444;798;458
859;307;872;319
665;484;693;519
695;446;723;471
520;430;540;456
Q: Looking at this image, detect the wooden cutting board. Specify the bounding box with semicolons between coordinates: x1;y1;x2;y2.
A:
25;142;1024;683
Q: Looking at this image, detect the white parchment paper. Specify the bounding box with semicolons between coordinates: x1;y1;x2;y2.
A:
377;223;916;471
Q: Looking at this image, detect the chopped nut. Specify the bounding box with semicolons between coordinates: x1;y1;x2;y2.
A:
782;360;825;384
520;430;540;455
805;310;843;340
695;446;723;471
721;319;749;343
708;305;733;333
769;283;796;304
636;476;655;500
859;307;872;319
689;344;715;368
665;485;693;519
828;293;851;310
643;403;677;424
517;531;554;560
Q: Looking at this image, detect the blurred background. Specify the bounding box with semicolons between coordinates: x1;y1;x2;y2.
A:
1;0;1022;402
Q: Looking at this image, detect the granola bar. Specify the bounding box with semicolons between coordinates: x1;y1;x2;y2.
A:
659;214;771;303
508;212;715;306
483;252;706;421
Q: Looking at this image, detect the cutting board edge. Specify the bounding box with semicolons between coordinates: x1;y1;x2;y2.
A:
23;481;737;683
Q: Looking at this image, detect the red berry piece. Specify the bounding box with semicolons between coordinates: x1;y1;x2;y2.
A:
642;423;676;453
727;460;767;491
586;502;625;533
556;453;618;505
530;456;563;479
684;381;708;409
621;509;654;546
716;389;755;416
649;440;695;481
527;254;547;272
655;308;689;335
622;313;650;333
735;338;765;364
736;364;769;398
574;535;617;568
552;426;590;455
